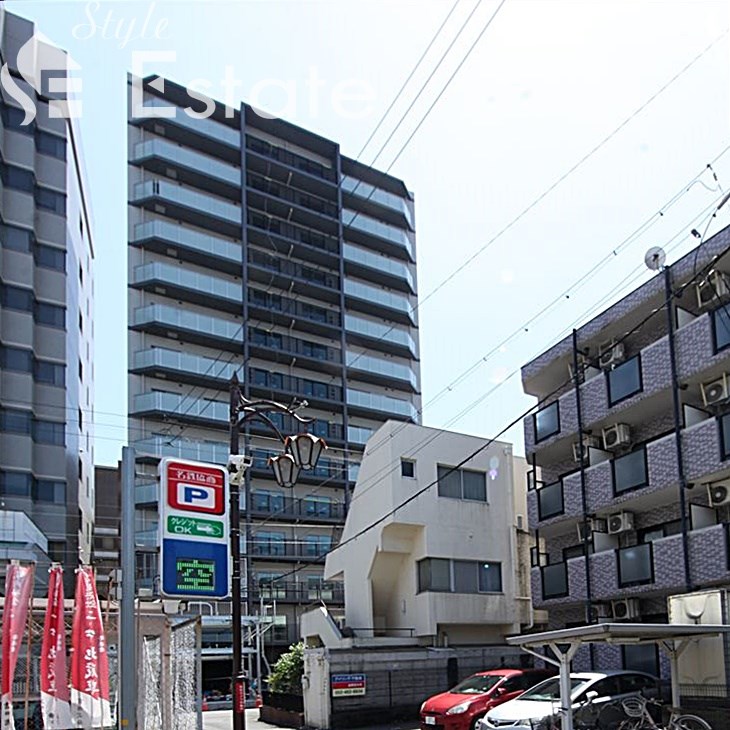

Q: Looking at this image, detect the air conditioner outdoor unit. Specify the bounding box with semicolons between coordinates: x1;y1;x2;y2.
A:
707;482;730;508
602;423;632;451
696;270;730;309
598;341;626;369
612;598;640;621
572;436;601;463
701;374;729;407
591;603;611;621
607;511;635;535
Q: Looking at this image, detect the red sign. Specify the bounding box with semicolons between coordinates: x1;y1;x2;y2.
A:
1;563;34;730
166;461;225;515
70;567;111;727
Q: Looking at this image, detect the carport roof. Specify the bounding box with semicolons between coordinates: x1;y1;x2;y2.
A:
506;622;730;647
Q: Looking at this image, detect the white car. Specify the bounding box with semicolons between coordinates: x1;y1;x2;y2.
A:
477;670;658;729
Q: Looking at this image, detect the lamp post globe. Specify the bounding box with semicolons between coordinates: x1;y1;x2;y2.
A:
287;433;327;471
268;453;300;488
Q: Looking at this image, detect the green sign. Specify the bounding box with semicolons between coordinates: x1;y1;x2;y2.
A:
176;557;216;593
167;515;224;538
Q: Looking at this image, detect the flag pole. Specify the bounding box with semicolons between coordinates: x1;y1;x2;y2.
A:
23;562;35;730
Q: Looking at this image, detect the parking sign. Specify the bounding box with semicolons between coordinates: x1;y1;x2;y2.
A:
159;458;230;599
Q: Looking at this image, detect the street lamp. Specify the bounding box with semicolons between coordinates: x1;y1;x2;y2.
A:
228;373;327;730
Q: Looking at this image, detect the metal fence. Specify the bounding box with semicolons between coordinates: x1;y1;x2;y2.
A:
170;619;202;730
680;684;730;728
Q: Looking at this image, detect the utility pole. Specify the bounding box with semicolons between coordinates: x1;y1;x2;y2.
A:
120;447;137;729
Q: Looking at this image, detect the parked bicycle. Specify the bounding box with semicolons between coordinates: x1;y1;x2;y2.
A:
616;694;711;730
531;691;627;729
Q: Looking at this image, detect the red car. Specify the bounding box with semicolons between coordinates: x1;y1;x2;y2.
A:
419;668;555;730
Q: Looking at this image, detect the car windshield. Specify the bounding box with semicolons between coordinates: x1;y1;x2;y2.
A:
519;678;589;701
450;675;504;694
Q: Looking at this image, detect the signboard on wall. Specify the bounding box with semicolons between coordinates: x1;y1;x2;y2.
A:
159;458;230;599
331;674;366;697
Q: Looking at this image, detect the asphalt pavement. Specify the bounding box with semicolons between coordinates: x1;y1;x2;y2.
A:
202;709;421;730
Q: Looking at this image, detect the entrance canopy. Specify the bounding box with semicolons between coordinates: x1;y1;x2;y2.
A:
506;623;730;730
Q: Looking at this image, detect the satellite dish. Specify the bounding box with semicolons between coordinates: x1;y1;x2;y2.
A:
644;246;666;271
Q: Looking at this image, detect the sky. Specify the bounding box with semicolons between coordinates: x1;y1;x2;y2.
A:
8;0;730;466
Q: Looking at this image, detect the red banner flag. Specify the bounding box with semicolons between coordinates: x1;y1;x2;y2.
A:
70;567;111;729
1;563;34;730
40;566;71;729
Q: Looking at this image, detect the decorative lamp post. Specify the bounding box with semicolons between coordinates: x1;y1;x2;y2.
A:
228;374;327;730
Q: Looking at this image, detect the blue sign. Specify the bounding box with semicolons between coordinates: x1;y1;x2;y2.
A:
161;538;230;598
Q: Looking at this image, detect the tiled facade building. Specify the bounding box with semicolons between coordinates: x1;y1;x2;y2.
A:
523;224;730;679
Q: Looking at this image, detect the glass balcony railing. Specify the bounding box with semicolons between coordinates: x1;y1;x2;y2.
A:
347;425;374;445
344;279;414;319
541;562;568;599
135;482;158;504
133;304;242;342
346;351;418;389
345;314;416;353
341;175;413;228
346;388;417;420
135;529;159;547
133;348;241;382
617;543;653;587
137;97;240;146
343;243;414;290
133;139;241;186
133;220;241;263
342;208;413;258
133;180;241;224
134;262;241;302
133;391;228;422
134;434;230;465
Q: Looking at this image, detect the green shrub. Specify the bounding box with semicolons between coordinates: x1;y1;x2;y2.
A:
268;641;303;695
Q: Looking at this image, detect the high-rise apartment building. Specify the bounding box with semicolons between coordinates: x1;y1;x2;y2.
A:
127;77;420;664
0;9;95;584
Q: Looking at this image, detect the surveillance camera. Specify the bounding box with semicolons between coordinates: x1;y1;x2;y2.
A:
228;455;253;484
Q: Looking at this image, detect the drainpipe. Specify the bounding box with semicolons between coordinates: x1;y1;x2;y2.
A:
664;267;693;592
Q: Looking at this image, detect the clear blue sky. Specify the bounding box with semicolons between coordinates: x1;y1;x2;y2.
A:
10;0;730;465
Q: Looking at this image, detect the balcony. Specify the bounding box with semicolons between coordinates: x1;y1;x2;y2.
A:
247;172;338;219
342;209;413;261
343;242;415;294
248;328;342;374
341;175;413;229
344;313;417;359
344;278;415;325
250;581;344;604
132;262;241;311
135;482;158;505
347;425;374;445
131;220;242;274
248;368;343;408
132;391;228;425
247;288;341;337
131;347;241;387
248;539;332;562
131;138;240;193
346;351;418;391
131;180;241;234
134;434;229;465
248;449;348;485
346;388;417;421
131;304;242;351
249;496;344;523
245;135;337;184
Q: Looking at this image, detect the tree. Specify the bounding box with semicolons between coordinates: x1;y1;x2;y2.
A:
267;641;304;695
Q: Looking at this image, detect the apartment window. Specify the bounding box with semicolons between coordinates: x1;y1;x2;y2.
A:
32;419;65;446
417;558;502;594
304;535;331;557
534;401;560;443
607;355;642;406
34;360;65;387
617;543;654;587
417;558;451;593
303;496;332;517
612;447;648;495
35;187;66;215
252;532;285;556
0;408;32;434
537;481;564;520
541;562;569;600
401;459;415;478
563;543;592;561
478;561;503;593
1;284;33;312
35;131;66;160
35;301;65;328
0;346;32;373
34;244;66;271
712;306;730;352
1;164;34;192
48;541;65;563
33;479;65;503
1;104;33;133
0;471;32;496
721;413;730;461
437;465;487;502
251;490;284;513
78;359;83;381
79;312;83;332
0;224;33;252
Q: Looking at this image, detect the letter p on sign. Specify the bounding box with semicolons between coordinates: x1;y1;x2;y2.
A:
181;484;215;509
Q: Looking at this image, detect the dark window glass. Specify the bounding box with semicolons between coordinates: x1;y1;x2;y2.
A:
1;284;33;311
542;562;568;599
479;562;502;592
78;359;83;381
417;558;450;592
48;541;65;562
32;419;65;446
453;560;477;593
463;470;487;501
0;408;31;434
640;527;664;544
713;306;730;352
401;459;415;478
534;402;560;442
437;465;461;498
564;543;591;560
35;187;66;215
622;649;660;680
0;224;32;252
34;479;65;503
1;346;32;372
538;481;564;520
607;355;642;406
618;543;653;587
722;413;730;460
35;244;66;271
664;519;682;537
251;369;268;386
1;164;34;192
35;302;65;328
1;105;33;133
33;360;65;387
0;471;32;496
270;372;283;389
35;131;66;160
612;448;648;495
